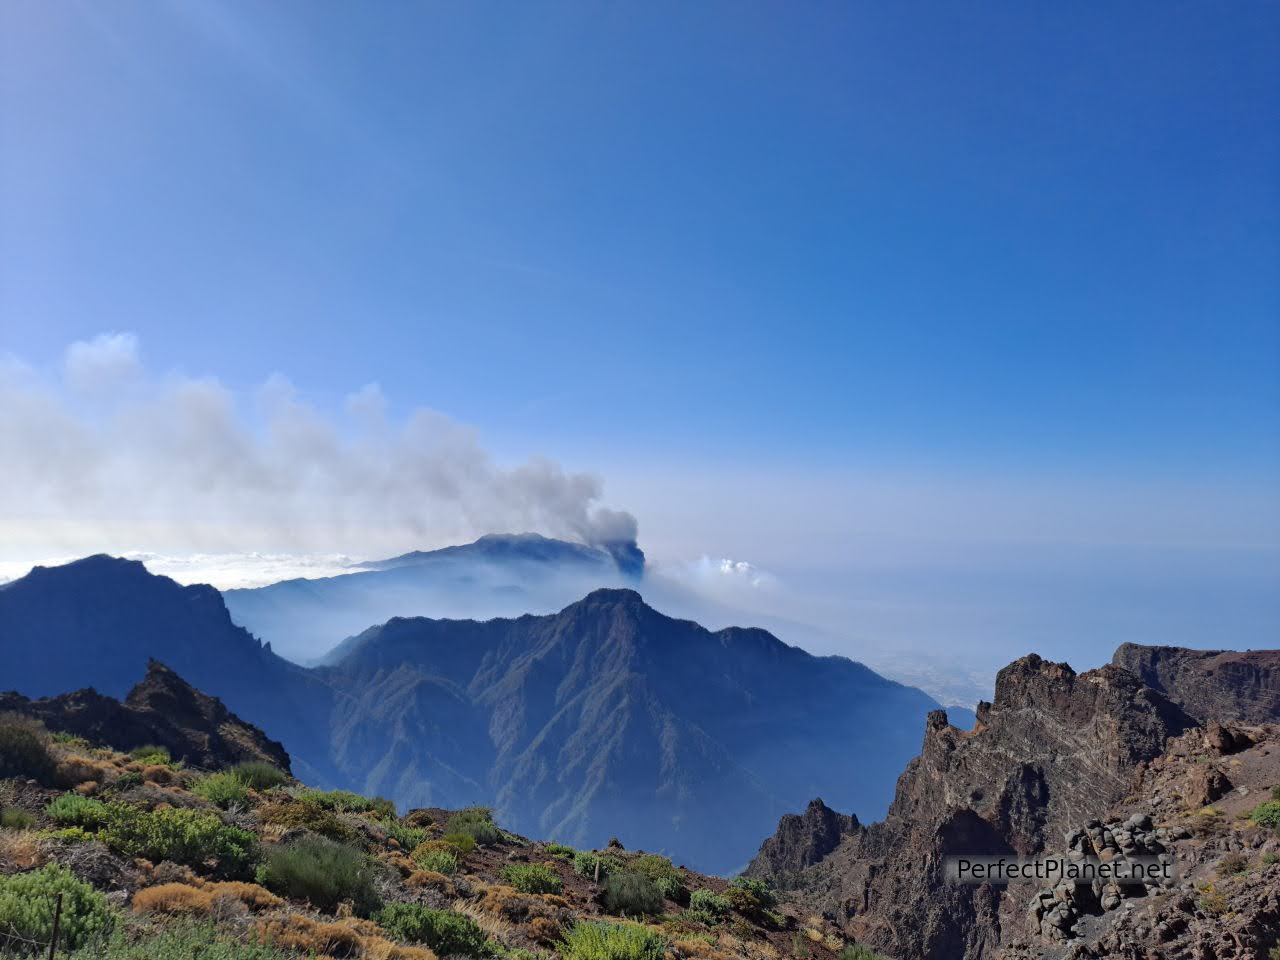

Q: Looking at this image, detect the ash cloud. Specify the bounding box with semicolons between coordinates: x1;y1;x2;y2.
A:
0;333;637;562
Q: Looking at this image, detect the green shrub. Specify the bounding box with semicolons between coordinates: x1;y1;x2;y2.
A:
0;863;113;951
1217;852;1249;876
67;919;293;959
101;803;256;878
839;947;886;960
46;793;110;829
502;862;562;895
260;800;360;846
726;875;776;917
1272;785;1280;801
374;903;489;955
51;731;89;746
194;771;250;809
1249;801;1280;830
128;744;172;765
442;830;477;854
0;718;55;783
51;826;92;844
559;921;666;960
257;835;381;915
544;841;576;860
111;771;144;792
445;806;501;846
411;845;459;875
689;888;730;919
230;762;289;791
1;808;35;830
630;854;687;904
380;818;428;851
602;870;663;916
573;850;620;881
296;789;389;815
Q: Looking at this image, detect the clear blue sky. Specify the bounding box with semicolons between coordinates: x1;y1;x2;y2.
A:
2;2;1278;700
3;0;1277;473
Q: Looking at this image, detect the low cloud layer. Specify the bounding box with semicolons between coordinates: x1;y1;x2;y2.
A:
0;333;637;565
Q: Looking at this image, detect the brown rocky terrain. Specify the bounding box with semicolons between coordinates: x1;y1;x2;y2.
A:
748;646;1280;960
1113;644;1280;726
0;660;291;771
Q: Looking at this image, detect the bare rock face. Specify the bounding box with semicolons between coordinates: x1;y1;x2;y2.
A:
747;654;1196;960
1112;643;1280;725
0;659;290;771
749;799;860;883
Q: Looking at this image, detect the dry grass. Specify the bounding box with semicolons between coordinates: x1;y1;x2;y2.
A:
452;896;520;949
0;829;45;872
405;869;454;894
253;914;437;960
133;881;284;915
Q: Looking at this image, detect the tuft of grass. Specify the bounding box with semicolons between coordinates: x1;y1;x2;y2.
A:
689;888;730;920
839;947;887;960
67;918;295;959
256;835;382;916
1;808;35;830
375;903;490;955
442;830;477;853
559;920;666;960
445;806;502;846
501;862;562;895
230;762;288;791
544;841;576;860
573;849;621;881
411;842;459;875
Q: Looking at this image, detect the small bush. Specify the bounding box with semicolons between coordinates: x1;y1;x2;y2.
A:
195;772;250;809
442;830;477;853
559;920;666;960
726;875;776;917
1;808;35;830
631;854;687;903
689;888;730;919
101;804;257;878
129;744;172;765
411;844;459;875
0;718;55;783
260;800;360;846
257;835;381;915
296;789;390;816
46;793;111;829
602;870;663;916
375;903;489;955
1249;801;1280;830
840;947;886;960
380;818;428;851
230;762;289;791
1198;882;1229;916
544;842;576;860
0;863;113;951
445;806;502;846
111;771;144;792
502;862;562;895
1217;852;1249;876
573;849;621;881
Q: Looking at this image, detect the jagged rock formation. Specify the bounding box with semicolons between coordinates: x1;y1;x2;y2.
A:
1112;642;1280;725
750;799;860;881
746;654;1207;960
0;660;290;770
0;556;938;874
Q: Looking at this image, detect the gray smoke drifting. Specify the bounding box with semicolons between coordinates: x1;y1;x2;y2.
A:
0;333;637;563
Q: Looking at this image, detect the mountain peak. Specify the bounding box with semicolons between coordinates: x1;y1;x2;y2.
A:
578;586;645;605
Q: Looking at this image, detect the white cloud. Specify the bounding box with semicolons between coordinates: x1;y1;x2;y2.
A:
0;334;636;564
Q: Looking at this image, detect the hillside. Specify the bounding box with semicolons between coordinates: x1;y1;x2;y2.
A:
0;670;865;960
0;556;939;875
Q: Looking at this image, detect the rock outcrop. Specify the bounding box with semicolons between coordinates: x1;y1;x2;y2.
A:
747;653;1200;960
1112;642;1280;725
0;660;290;771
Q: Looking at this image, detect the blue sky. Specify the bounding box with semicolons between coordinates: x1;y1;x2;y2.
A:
1;2;1277;698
